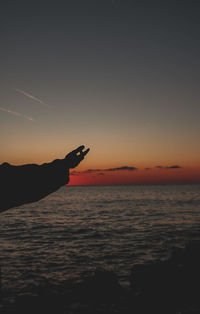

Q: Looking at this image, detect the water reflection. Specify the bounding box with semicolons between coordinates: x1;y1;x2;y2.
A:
0;184;200;299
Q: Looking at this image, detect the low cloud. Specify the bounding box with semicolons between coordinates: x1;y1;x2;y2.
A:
155;165;182;170
105;166;137;172
82;169;102;174
92;172;105;177
71;166;137;175
166;165;182;169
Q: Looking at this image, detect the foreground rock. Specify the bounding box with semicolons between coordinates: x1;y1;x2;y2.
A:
1;241;200;313
130;241;200;313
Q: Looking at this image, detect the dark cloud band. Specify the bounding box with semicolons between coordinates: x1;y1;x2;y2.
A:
155;165;182;170
71;166;138;175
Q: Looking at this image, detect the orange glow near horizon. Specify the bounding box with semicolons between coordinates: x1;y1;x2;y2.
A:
1;150;200;185
68;166;200;185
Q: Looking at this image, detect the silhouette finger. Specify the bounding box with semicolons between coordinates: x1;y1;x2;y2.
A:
78;148;90;159
82;148;90;156
74;145;85;155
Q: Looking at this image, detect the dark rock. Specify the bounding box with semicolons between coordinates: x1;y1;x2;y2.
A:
76;269;123;304
130;242;200;313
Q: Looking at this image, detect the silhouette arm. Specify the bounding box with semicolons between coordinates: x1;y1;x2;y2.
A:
0;146;89;213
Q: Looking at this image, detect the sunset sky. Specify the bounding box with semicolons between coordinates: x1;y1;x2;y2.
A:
1;0;200;184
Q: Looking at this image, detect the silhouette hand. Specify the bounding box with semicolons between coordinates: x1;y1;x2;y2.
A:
65;145;90;169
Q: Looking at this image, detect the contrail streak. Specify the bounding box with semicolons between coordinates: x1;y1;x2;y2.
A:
14;88;49;106
0;106;35;121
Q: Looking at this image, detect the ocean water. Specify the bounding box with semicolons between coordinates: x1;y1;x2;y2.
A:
1;184;200;299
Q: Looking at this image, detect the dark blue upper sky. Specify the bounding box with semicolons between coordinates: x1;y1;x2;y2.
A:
1;0;200;168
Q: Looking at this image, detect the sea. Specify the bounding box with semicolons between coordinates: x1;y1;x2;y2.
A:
0;184;200;302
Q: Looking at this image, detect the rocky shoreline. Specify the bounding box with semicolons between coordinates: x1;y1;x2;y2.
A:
1;241;200;314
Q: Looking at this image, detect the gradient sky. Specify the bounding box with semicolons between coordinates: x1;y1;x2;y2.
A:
1;0;200;184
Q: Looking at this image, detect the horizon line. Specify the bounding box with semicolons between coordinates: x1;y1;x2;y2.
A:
67;182;200;186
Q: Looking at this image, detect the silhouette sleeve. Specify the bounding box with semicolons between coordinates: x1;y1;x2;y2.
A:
0;159;69;213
